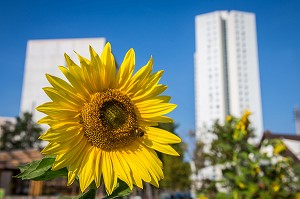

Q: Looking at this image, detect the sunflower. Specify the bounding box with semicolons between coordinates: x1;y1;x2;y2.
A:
37;43;181;194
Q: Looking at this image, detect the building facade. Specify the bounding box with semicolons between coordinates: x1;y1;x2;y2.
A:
194;11;263;143
20;38;106;122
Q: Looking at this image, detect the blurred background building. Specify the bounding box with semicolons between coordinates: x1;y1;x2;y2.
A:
20;38;106;122
194;10;263;145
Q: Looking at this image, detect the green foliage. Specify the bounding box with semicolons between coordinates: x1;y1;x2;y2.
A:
198;112;300;198
104;180;132;199
16;156;68;181
157;123;191;191
72;188;96;199
0;112;43;150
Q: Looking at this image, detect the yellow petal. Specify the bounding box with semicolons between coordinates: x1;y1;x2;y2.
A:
131;142;163;184
41;133;84;155
49;118;80;130
67;171;77;186
89;46;105;92
115;48;135;89
79;147;97;192
123;57;153;95
68;144;91;176
52;140;87;170
39;125;82;142
37;116;53;124
122;152;143;188
139;116;174;123
123;144;151;183
36;102;79;119
112;151;133;189
43;87;83;109
46;74;76;96
141;139;179;156
102;151;117;195
131;84;167;102
133;70;164;96
145;127;181;144
94;149;103;187
101;42;116;88
138;120;159;127
135;96;171;107
76;51;99;93
137;103;177;115
58;65;91;100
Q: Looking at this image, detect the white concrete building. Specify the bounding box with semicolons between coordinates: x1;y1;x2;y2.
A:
194;10;263;143
20;38;106;122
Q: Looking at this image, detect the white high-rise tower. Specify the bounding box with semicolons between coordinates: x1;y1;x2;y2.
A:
194;11;263;143
20;38;106;122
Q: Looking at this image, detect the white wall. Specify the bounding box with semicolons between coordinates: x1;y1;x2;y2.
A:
195;11;228;143
227;11;263;142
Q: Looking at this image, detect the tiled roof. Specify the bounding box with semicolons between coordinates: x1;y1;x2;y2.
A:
0;148;43;169
262;131;300;141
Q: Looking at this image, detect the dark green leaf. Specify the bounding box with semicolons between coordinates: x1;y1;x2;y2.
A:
73;188;96;199
104;180;131;199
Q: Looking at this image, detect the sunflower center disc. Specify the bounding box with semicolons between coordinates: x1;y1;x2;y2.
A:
81;89;140;150
100;100;128;129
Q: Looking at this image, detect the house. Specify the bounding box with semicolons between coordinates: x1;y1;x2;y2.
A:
260;131;300;163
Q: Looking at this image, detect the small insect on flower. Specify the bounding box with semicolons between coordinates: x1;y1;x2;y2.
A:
134;127;146;137
37;42;181;194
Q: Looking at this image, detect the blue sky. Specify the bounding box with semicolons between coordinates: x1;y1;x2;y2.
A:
0;0;299;140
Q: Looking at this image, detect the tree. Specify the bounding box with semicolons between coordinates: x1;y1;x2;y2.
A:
0;112;43;150
198;111;300;199
193;139;206;171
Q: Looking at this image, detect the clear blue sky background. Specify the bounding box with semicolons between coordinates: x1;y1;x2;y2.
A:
0;0;299;140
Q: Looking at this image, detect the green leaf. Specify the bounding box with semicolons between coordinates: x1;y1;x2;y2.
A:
16;156;56;179
16;160;41;178
32;167;68;181
104;180;131;199
18;162;31;173
73;188;96;199
15;156;68;181
20;157;55;179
